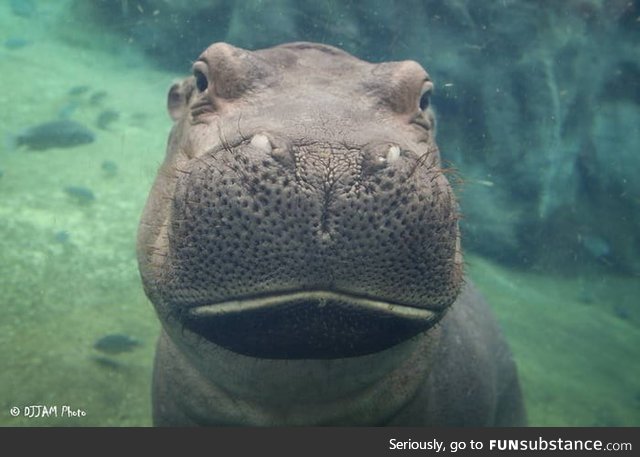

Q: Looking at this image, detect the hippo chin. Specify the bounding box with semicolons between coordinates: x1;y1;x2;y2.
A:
137;41;526;426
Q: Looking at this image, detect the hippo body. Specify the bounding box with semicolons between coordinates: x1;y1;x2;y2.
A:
137;42;526;426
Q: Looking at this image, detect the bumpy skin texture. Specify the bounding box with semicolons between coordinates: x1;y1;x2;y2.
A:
137;42;526;426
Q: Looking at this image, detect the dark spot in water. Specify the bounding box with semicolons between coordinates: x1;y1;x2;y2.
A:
13;120;95;151
613;306;630;321
96;109;120;130
64;186;95;205
94;334;141;355
90;91;108;104
53;230;70;243
10;0;37;18
101;160;118;177
68;85;90;96
4;37;31;49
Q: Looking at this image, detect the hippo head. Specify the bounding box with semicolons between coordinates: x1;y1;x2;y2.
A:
138;42;462;360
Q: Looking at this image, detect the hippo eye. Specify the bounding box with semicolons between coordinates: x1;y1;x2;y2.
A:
419;81;433;111
419;88;431;111
194;70;208;92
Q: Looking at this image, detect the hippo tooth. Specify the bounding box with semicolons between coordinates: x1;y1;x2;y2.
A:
386;145;400;163
250;134;272;153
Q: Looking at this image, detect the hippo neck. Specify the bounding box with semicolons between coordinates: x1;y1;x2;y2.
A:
158;328;438;425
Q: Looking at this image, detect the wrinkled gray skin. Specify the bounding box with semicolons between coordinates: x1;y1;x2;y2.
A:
137;42;526;426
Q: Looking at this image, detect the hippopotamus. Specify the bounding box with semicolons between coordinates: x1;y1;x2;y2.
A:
137;41;526;426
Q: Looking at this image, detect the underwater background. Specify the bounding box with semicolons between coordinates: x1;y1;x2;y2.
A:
0;0;638;426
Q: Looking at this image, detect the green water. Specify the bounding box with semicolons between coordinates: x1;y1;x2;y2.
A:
0;1;638;426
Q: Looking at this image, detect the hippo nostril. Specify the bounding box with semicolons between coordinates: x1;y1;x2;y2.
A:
250;134;272;153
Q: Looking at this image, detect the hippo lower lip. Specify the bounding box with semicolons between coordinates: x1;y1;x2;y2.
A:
182;290;443;359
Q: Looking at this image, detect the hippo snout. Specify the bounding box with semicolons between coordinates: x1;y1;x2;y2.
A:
154;132;461;358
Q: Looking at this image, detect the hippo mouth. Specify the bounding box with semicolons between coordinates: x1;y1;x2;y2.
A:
181;290;444;359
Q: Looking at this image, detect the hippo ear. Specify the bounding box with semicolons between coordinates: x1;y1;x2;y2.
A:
167;77;194;121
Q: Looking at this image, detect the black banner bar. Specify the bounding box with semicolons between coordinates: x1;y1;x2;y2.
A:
0;427;637;456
